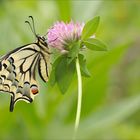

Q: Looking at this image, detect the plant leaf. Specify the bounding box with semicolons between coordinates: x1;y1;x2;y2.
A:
67;42;80;64
78;54;91;77
83;38;108;51
55;56;75;94
49;56;64;86
81;16;100;40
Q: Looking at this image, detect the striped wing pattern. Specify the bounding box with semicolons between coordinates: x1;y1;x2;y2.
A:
0;43;48;111
38;54;49;82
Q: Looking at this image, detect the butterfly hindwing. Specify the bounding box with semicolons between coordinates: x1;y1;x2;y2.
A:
0;44;42;111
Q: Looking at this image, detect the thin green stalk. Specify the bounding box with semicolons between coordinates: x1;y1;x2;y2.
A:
74;57;82;137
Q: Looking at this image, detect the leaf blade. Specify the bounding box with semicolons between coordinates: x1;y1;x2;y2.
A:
49;56;64;86
83;38;108;51
67;42;80;64
78;54;91;77
81;16;100;40
55;56;75;94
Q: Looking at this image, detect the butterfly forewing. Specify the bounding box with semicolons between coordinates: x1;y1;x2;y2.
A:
38;54;50;82
0;42;49;112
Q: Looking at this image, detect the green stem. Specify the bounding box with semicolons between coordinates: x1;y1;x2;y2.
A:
74;57;82;135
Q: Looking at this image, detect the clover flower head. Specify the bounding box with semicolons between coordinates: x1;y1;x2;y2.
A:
47;21;84;50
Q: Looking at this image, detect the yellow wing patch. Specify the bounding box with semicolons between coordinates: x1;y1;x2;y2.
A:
0;44;41;111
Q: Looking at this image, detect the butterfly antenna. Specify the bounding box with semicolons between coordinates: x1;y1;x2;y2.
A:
25;20;36;37
29;16;37;36
25;16;37;38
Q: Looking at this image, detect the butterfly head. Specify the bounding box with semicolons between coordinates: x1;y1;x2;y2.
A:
36;35;48;47
25;16;48;48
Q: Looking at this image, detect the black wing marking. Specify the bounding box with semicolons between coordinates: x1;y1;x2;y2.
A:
0;44;41;112
36;41;50;82
38;55;49;82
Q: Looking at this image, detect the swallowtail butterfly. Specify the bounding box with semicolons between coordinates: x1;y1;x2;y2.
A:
0;16;50;112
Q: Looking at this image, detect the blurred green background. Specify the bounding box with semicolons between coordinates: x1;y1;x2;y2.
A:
0;1;140;140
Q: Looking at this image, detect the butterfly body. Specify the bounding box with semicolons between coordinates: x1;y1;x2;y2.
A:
0;35;50;112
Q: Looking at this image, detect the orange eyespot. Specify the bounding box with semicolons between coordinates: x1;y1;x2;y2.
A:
31;86;38;95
